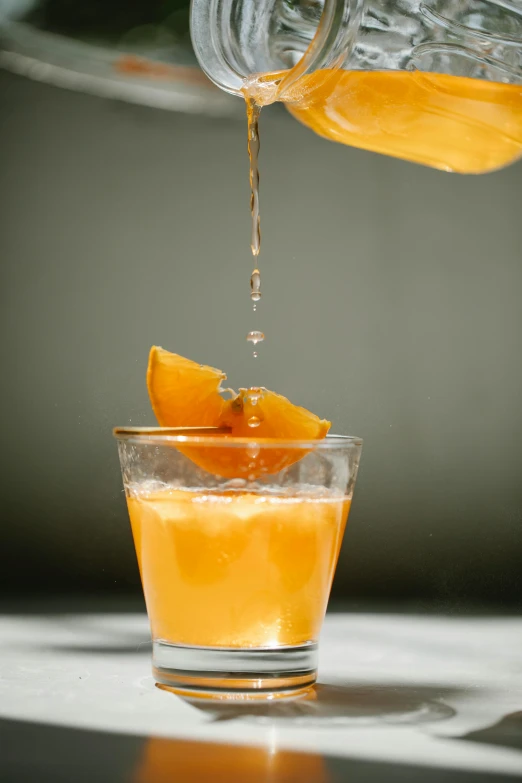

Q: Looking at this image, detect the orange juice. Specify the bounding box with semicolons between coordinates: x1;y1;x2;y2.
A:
279;70;522;173
127;488;350;648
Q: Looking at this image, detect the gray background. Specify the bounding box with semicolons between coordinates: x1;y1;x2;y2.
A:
1;70;521;608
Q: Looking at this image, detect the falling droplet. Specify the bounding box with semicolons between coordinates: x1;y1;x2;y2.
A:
252;303;257;312
247;330;265;346
250;269;261;302
244;388;264;406
248;416;261;428
253;351;258;359
246;443;260;460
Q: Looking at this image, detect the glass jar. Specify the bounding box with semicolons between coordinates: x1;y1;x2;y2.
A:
191;0;522;172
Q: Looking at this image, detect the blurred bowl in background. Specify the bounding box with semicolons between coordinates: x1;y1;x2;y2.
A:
0;0;240;115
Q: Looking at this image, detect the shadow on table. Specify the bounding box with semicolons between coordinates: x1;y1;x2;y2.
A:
6;613;152;657
1;716;519;783
460;711;522;752
176;681;462;727
10;636;152;657
47;642;152;654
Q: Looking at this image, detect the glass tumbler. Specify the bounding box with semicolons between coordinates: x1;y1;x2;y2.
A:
114;428;362;698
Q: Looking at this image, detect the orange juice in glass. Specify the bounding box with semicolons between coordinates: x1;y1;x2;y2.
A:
115;430;362;697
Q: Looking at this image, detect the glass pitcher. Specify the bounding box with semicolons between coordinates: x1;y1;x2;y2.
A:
191;0;522;173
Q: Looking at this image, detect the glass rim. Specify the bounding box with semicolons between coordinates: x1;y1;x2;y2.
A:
113;427;362;449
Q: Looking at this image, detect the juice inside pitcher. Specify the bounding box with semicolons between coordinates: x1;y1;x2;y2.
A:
247;70;522;174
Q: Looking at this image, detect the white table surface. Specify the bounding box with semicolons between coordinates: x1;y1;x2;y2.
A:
1;610;521;782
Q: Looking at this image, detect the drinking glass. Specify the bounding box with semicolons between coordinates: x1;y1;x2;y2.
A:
114;428;362;698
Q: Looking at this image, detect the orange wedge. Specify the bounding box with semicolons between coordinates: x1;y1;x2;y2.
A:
147;347;225;427
146;347;330;477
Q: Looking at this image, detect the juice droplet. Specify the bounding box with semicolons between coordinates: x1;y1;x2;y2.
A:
246;443;260;460
252;303;257;312
246;330;265;345
244;387;264;406
253;351;258;359
248;416;261;428
250;269;261;302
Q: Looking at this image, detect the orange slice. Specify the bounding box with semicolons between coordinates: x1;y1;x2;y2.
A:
220;387;330;439
147;347;225;427
146;347;330;477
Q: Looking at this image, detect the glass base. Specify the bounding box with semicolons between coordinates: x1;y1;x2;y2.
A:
152;640;318;698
